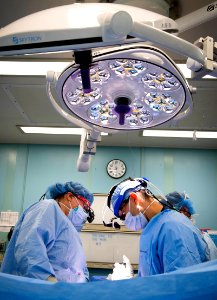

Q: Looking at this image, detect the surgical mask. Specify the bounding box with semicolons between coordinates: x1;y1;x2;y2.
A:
124;211;148;231
59;200;88;232
68;205;88;232
124;197;156;231
124;197;148;231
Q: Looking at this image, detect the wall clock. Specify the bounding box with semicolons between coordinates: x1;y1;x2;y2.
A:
106;159;126;179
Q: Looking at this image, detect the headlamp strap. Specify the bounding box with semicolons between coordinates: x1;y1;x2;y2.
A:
107;177;135;208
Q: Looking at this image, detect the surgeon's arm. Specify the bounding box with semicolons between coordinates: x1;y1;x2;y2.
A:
14;203;57;280
158;222;205;273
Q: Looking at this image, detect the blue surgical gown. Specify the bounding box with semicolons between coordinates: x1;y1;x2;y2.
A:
138;209;209;277
1;199;88;283
202;232;217;260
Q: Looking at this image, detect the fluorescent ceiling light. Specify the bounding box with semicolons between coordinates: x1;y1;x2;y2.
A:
19;126;108;135
20;127;82;134
143;130;217;138
0;61;71;75
143;130;193;138
196;131;217;139
0;61;216;79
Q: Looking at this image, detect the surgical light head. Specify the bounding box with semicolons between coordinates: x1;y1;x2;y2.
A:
53;44;192;133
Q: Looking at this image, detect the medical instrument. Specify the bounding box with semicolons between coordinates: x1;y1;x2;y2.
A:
107;255;134;280
0;3;217;171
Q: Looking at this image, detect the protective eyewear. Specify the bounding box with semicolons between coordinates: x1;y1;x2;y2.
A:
118;186;151;220
76;195;91;207
118;200;129;220
76;195;95;223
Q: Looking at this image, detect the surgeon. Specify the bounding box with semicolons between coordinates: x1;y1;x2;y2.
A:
166;191;217;260
107;177;209;277
1;181;94;283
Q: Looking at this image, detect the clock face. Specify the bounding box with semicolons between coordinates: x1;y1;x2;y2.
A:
107;159;126;179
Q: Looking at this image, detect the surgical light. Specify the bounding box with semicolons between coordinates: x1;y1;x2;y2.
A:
0;2;216;171
50;44;193;132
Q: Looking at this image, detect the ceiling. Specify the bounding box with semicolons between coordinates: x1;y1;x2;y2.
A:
0;0;217;149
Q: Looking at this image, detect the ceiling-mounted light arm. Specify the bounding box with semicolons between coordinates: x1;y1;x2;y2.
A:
129;21;205;65
73;50;93;93
101;9;133;43
176;1;217;34
187;36;217;79
0;3;178;56
46;71;93;129
77;128;101;172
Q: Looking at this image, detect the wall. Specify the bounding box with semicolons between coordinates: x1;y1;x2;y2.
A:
0;144;217;229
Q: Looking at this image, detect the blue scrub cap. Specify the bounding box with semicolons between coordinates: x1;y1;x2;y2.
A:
45;181;94;205
165;191;195;215
111;180;142;217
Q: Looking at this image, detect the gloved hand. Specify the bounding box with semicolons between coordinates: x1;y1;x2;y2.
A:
107;255;134;281
47;275;58;282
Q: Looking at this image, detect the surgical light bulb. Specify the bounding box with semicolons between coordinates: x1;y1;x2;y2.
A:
110;59;146;77
56;45;192;131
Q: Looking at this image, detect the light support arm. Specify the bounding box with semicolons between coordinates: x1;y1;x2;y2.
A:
101;10;133;43
0;2;215;75
0;2;216;73
187;36;217;79
130;22;204;65
77;129;101;172
176;1;217;34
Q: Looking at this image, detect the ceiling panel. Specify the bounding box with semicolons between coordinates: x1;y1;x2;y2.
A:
8;85;68;124
172;80;217;130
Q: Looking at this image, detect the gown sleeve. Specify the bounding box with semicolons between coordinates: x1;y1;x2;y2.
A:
202;232;217;260
158;221;207;273
14;202;60;280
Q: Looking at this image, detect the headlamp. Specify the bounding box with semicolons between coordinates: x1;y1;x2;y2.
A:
76;194;95;223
